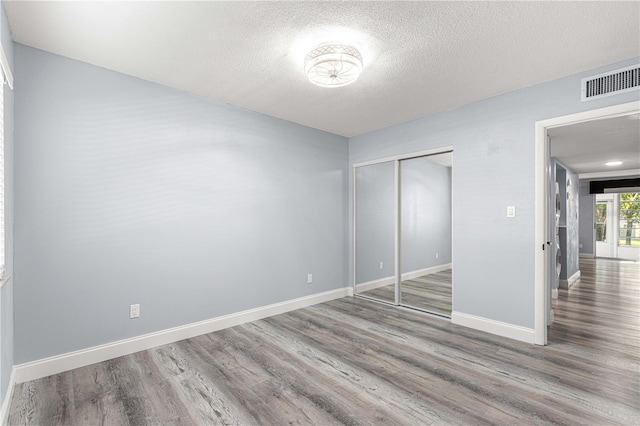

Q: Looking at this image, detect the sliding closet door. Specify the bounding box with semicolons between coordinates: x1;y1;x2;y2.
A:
399;153;452;316
355;161;396;304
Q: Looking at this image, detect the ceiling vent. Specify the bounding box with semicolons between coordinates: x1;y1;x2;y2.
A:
581;64;640;101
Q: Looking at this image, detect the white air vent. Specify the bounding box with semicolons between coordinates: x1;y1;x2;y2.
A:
581;64;640;101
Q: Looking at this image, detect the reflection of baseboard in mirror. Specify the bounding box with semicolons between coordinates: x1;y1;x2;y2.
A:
356;264;452;293
358;267;453;317
356;276;395;293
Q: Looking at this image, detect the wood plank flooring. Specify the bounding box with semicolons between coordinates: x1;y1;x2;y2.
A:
358;269;452;316
8;258;639;425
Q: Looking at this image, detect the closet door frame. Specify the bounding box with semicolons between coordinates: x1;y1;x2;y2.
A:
353;145;453;307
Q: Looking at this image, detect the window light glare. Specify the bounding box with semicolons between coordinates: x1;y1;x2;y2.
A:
605;161;623;166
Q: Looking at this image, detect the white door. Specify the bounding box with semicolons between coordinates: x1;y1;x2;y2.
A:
595;200;615;257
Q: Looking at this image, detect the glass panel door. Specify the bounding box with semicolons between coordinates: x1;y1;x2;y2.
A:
355;161;396;304
595;199;614;257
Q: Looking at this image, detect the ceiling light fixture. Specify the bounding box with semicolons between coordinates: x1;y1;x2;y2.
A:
304;44;363;88
605;161;623;166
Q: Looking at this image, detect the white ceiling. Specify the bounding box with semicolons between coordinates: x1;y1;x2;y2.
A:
549;114;640;175
4;1;640;138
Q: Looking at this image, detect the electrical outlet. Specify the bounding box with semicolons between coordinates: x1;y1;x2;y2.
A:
379;261;384;269
435;252;439;259
307;274;313;284
130;304;140;319
507;206;516;218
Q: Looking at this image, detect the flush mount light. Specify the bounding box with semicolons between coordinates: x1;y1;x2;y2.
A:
605;161;623;166
304;44;363;88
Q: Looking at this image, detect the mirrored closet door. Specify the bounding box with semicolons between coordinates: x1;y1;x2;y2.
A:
399;153;452;317
354;150;453;317
354;161;397;304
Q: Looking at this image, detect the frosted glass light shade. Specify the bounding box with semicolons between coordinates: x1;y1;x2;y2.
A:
304;44;363;88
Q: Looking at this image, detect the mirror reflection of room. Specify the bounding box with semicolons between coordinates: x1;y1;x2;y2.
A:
354;151;453;316
400;153;452;316
355;161;396;304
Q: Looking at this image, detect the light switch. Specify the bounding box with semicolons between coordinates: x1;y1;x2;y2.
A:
507;206;516;218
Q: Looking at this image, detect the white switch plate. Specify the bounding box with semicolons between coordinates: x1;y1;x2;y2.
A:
379;261;384;269
507;206;516;218
130;304;140;319
435;252;439;259
307;274;313;284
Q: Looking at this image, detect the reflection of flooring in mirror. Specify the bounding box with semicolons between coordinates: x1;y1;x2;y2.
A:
359;269;452;316
402;269;452;316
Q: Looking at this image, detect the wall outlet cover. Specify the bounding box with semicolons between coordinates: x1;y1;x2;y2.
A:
130;304;140;319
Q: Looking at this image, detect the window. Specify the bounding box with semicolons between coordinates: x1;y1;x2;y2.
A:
619;192;640;246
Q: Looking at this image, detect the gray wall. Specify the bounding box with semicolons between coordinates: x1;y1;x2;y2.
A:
349;57;640;329
355;162;395;284
579;179;594;255
14;45;348;364
0;0;14;403
553;165;565;288
554;159;579;281
401;157;452;273
564;166;580;280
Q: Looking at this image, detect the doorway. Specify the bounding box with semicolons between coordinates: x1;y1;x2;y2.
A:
534;100;640;345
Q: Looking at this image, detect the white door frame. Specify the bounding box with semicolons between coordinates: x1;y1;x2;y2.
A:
533;101;640;345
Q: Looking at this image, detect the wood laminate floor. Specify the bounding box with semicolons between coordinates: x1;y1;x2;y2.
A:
358;269;452;316
8;258;639;425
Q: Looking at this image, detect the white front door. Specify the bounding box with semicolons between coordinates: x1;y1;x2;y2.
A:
595;200;615;258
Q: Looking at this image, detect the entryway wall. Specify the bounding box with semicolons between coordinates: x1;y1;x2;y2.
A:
551;159;580;289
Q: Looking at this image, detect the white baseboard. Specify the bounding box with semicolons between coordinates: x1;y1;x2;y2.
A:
355;263;453;293
13;287;351;384
451;311;535;344
0;368;15;426
579;253;594;258
559;270;581;289
551;288;558;299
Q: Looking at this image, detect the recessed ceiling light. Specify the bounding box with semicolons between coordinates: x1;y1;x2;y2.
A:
304;44;362;88
605;161;623;166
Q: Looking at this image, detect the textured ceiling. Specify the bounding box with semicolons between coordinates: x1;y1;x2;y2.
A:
4;1;640;137
549;114;640;175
